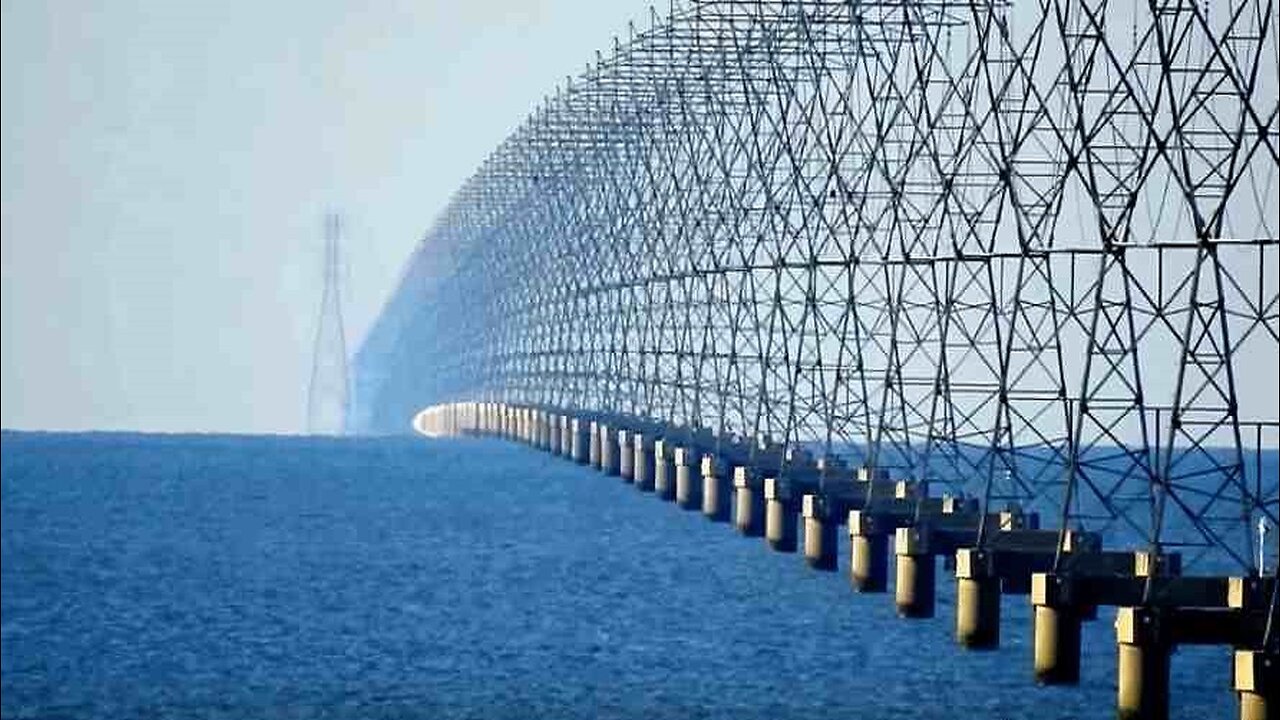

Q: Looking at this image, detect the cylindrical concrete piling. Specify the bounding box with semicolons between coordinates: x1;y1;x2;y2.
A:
589;421;602;468
954;548;1000;649
550;414;563;455
802;494;838;571
1234;650;1274;720
535;411;548;449
701;454;730;522
1034;605;1083;684
847;510;888;592
1239;692;1268;720
894;527;936;618
633;434;655;492
674;447;702;510
572;418;589;464
1031;573;1083;684
618;430;635;481
600;424;620;476
764;478;797;552
732;467;764;536
653;440;675;500
1116;607;1171;720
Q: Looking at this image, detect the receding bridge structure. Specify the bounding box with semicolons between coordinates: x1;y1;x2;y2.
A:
355;2;1279;718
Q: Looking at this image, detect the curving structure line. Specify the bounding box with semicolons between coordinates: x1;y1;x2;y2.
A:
355;1;1278;575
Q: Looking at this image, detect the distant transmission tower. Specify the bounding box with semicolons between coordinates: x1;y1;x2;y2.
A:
306;212;350;434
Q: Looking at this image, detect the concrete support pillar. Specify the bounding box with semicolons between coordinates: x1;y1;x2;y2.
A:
894;527;936;619
1033;603;1082;685
653;439;674;500
1030;573;1084;685
549;415;562;455
589;421;602;469
600;424;619;476
764;478;797;552
802;495;838;571
562;416;574;458
1234;650;1274;720
732;467;764;536
633;434;654;492
674;447;701;510
618;430;635;481
954;548;1000;649
847;511;888;592
539;412;551;450
1116;607;1171;720
701;454;730;522
571;418;589;464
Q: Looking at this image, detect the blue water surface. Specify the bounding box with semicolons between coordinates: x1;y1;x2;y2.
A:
1;432;1239;719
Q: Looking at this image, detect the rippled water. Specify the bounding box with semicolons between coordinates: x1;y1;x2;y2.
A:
1;432;1237;718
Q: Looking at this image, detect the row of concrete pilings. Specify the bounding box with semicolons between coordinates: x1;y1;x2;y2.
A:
414;402;1277;720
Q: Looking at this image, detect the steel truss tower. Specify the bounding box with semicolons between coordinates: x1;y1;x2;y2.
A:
308;212;350;435
356;1;1278;574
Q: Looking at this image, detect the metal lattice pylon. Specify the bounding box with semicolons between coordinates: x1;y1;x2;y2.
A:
355;1;1278;574
308;212;350;435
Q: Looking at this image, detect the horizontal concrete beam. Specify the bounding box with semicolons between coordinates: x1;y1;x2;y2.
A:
1033;572;1230;610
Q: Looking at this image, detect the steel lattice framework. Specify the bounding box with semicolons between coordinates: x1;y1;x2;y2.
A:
355;0;1278;573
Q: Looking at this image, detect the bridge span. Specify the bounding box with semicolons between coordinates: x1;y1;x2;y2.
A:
365;2;1277;718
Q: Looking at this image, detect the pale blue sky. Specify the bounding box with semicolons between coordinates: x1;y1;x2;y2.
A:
2;0;651;432
4;2;1276;436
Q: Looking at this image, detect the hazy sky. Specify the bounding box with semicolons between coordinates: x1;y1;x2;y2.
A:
2;0;652;432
